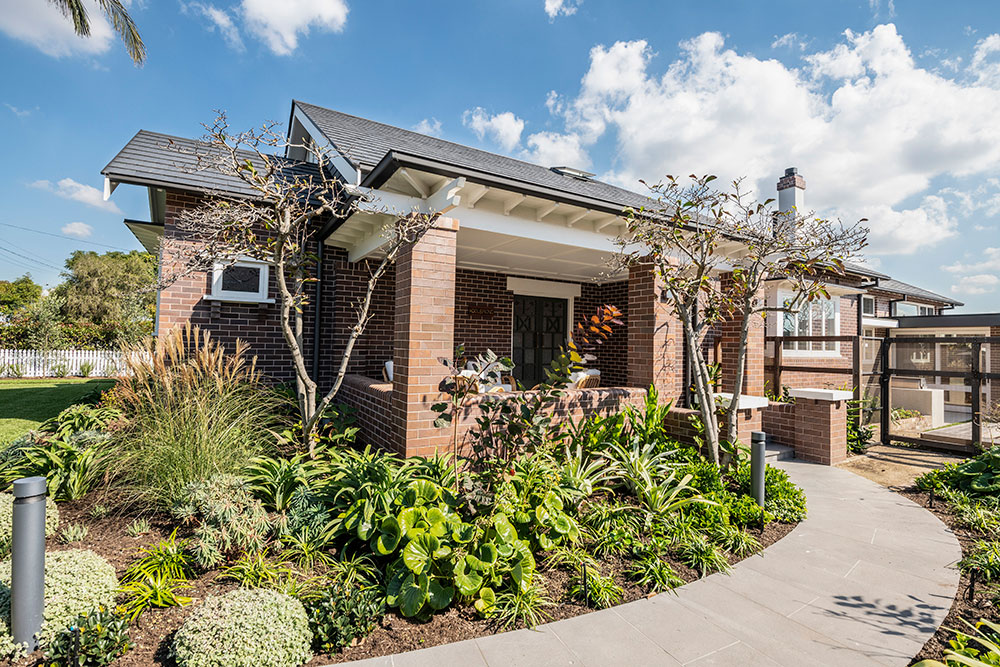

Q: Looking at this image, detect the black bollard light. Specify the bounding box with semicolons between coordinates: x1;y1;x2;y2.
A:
750;431;767;510
11;476;47;652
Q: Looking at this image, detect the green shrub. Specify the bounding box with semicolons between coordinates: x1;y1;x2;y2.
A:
121;529;194;582
172;475;273;569
913;619;1000;667
172;588;312;667
45;606;132;666
1;433;111;501
959;540;1000;583
0;492;60;558
736;463;807;523
78;361;94;378
60;522;88;543
0;549;118;651
568;567;623;609
304;582;385;654
111;325;287;508
917;449;1000;497
724;493;772;527
39;404;123;438
117;571;192;621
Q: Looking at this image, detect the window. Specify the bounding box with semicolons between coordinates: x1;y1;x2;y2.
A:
862;326;878;363
209;259;271;303
861;295;875;317
779;291;839;354
891;301;937;317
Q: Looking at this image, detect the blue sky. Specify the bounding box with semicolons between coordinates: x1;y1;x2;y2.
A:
1;0;999;311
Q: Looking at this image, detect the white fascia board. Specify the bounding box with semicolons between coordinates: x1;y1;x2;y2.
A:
291;104;359;184
862;317;898;328
104;176;118;200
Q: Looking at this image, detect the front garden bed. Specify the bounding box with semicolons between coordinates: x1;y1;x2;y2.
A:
0;329;807;667
904;447;1000;665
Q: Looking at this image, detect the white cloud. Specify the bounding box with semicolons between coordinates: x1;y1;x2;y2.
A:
61;222;94;239
31;178;122;214
182;2;245;51
974;224;997;232
544;0;579;19
4;103;31;118
943;247;1000;274
462;108;525;152
771;32;806;51
413;118;442;137
971;33;1000;86
531;25;1000;257
241;0;348;56
0;0;114;58
951;273;999;295
523;131;591;168
868;0;896;19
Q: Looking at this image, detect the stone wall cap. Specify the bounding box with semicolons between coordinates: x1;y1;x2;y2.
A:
787;388;854;402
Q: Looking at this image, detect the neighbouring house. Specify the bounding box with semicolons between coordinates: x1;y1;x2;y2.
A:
100;100;986;461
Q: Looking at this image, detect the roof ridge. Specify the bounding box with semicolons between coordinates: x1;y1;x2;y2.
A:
294;100;643;198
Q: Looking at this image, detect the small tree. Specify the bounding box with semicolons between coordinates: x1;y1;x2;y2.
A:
164;113;439;455
616;175;867;466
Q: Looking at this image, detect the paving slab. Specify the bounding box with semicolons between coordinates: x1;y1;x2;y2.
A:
336;458;960;667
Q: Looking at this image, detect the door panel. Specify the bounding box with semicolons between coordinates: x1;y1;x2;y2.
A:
512;295;567;388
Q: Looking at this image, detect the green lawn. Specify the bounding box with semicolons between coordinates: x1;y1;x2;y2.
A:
0;378;115;444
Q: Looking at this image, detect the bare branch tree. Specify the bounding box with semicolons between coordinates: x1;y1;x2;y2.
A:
162;111;438;455
614;174;867;467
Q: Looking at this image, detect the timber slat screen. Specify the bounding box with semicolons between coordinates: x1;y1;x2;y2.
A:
880;336;1000;451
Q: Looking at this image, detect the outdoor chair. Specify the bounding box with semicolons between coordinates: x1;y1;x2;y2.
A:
382;360;393;383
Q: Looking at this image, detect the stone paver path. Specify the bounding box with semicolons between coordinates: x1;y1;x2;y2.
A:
341;459;961;667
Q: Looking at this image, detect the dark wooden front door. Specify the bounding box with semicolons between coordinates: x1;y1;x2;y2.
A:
512;295;568;388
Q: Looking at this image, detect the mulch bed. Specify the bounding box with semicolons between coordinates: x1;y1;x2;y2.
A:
902;488;998;666
3;491;798;667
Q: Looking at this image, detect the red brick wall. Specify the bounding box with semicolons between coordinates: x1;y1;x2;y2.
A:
578;280;629;387
627;263;684;402
391;218;458;458
338;374;394;452
158;189;310;383
761;398;847;465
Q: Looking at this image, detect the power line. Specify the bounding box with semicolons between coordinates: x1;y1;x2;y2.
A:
0;244;62;271
0;222;133;251
0;238;64;269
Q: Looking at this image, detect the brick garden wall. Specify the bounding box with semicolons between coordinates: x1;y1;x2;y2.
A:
338;374;394;452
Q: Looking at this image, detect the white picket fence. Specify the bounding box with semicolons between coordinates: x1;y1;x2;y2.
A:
0;349;125;378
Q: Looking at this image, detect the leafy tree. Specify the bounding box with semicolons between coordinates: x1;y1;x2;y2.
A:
47;0;145;64
52;250;156;328
615;175;866;466
0;274;42;319
24;294;65;350
165;113;440;455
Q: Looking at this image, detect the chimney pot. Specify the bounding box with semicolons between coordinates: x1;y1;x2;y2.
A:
785;167;798;176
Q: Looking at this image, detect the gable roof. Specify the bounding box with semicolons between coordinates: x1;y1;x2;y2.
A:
874;277;963;306
294;100;655;213
102;130;323;198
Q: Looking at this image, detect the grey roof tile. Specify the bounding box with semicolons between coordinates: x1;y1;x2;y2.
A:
102;130;323;198
295;100;655;211
875;277;963;306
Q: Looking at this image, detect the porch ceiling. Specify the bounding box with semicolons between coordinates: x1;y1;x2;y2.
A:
456;227;622;282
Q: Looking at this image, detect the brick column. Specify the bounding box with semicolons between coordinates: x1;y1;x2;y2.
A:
990;326;1000;410
391;217;458;458
627;263;683;402
718;273;765;397
792;398;848;465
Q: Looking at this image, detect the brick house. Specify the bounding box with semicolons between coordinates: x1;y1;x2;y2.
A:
100;100;975;461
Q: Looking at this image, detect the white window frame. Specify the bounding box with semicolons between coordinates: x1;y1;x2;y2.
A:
207;258;273;303
861;295;875;317
775;289;841;358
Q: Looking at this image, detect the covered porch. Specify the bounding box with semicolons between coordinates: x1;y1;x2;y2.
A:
322;165;694;457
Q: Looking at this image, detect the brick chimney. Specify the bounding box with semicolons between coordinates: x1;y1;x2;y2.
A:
777;167;806;213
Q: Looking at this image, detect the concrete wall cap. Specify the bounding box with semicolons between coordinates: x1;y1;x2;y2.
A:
787;388;854;402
